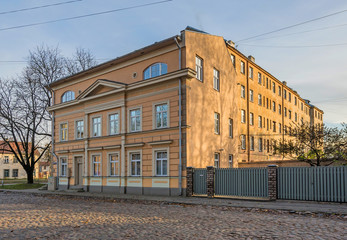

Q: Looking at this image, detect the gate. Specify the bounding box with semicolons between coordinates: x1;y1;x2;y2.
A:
277;166;347;202
193;168;207;195
215;168;268;198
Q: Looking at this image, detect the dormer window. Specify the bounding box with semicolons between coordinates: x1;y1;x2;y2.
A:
143;63;167;80
61;91;75;103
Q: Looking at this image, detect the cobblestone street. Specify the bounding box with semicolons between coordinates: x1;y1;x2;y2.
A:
0;192;346;239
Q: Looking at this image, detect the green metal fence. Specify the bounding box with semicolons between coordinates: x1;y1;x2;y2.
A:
277;166;347;202
215;168;268;198
193;168;207;195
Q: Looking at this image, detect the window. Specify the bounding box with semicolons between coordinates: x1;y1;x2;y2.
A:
284;89;287;99
4;156;9;164
13;157;18;163
76;120;84;139
240;61;245;74
92;117;101;137
241;110;246;123
258;94;262;105
284;107;287;117
295;97;297;105
273;121;276;132
241;85;245;98
267;140;270;153
12;169;18;178
155;104;168;129
60;157;67;177
249;67;253;79
250;112;254;126
130;108;141;132
259;138;263;152
272;82;276;93
295;112;298;122
258;116;262;128
266;78;269;89
61;91;75;103
130;152;141;176
156;151;168;176
60;123;68;141
267;118;269;130
230;54;235;67
195;56;203;81
241;135;246;150
278;86;281;96
272;101;276;112
279;104;281;115
289;92;292;102
109;153;119;176
266;98;269;109
214;153;220;168
144;63;167;80
279;123;282;134
214;113;220;134
258;73;262;84
229;118;233;138
301;102;303;111
289;110;292;119
213;68;220;91
109;113;119;135
229;154;233;168
250;136;254;151
3;169;9;178
92;155;101;176
249;89;254;102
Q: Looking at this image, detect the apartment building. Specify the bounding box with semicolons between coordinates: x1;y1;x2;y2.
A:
48;27;323;195
0;141;28;179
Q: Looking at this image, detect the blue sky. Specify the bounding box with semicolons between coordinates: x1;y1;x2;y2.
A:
1;0;347;126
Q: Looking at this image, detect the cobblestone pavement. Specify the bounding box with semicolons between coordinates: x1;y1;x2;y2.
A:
0;192;346;240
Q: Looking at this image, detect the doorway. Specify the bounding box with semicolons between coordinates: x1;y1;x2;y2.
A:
74;156;83;186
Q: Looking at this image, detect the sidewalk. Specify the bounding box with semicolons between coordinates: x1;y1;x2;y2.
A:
2;188;347;215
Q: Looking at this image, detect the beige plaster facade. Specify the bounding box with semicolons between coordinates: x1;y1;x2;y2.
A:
48;27;323;196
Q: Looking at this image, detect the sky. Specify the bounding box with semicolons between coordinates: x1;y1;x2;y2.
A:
0;0;347;127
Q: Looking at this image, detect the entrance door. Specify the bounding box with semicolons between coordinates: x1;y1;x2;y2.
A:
74;157;83;185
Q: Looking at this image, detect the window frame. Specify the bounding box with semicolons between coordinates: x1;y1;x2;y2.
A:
143;62;168;80
241;134;246;150
153;147;169;176
61;91;75;103
249;89;254;102
108;152;120;177
214;153;220;168
258;116;262;128
75;119;84;140
213;68;220;91
128;106;142;133
153;101;169;129
214;112;220;134
128;150;142;177
195;55;203;82
249;66;253;79
241;109;246;123
60;122;68;142
258;72;262;84
108;111;120;135
241;85;246;98
259;138;263;152
240;60;245;74
229;154;233;168
250;112;254;126
60;156;68;177
91;116;102;137
258;94;262;106
229;118;233;138
91;154;102;177
250;136;254;151
230;54;235;68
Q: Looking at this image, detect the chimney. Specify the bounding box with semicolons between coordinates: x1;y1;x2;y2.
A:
282;81;287;85
226;40;235;48
248;55;255;63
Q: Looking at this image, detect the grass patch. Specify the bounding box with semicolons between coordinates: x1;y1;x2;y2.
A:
0;183;45;190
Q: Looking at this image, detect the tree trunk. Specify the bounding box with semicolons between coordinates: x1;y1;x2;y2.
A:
26;170;34;184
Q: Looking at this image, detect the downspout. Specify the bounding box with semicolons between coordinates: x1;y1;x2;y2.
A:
246;61;250;162
51;89;59;189
174;36;182;196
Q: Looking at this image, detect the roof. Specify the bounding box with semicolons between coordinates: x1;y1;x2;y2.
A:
0;141;40;156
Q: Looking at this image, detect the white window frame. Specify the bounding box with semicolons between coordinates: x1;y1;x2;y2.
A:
249;89;254;102
230;54;235;67
128;106;142;132
128;150;142;177
153;101;169;129
214;112;220;134
258;94;262;106
241;134;246;150
75;119;84;140
273;101;276;112
240;60;245;74
153;147;169;176
196;55;203;81
91;154;102;177
258;116;262;128
250;112;254;126
214;153;220;168
229;118;233;138
91;116;102;137
60;156;68;177
60;122;68;142
241;109;246;123
241;85;245;98
229;154;233;168
249;67;253;79
213;68;220;91
108;111;120;135
272;82;276;93
278;86;281;96
108;152;119;176
258;72;262;84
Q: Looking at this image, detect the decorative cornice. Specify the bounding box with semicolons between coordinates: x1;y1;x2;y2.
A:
148;140;173;145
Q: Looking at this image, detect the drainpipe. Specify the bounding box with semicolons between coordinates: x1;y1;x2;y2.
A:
51;89;59;189
246;61;250;162
174;36;182;196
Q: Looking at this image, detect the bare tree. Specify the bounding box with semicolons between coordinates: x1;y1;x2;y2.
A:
0;45;97;183
274;122;347;166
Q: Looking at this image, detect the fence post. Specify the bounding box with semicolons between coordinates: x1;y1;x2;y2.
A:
207;166;215;198
186;167;194;197
268;165;278;201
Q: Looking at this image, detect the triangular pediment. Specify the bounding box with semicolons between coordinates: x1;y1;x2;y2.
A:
77;79;126;100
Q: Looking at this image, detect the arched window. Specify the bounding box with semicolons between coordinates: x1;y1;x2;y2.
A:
61;91;75;103
143;63;167;80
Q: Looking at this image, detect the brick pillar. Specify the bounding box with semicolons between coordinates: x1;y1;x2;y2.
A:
206;166;215;198
268;165;278;201
186;167;193;197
